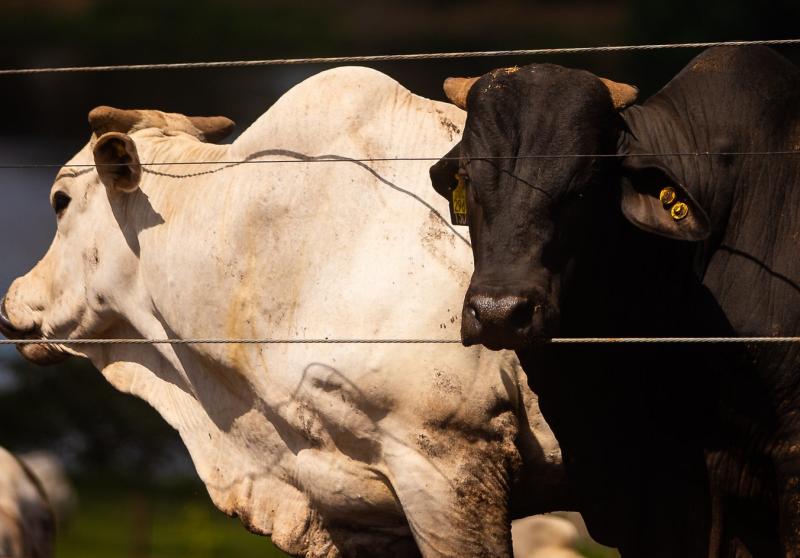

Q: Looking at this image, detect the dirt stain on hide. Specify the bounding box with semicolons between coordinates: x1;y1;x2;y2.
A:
223;217;263;377
419;210;471;286
440;117;462;142
433;368;462;396
435;107;462;141
448;410;521;554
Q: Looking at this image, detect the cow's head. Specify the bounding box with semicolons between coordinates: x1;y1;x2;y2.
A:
430;64;709;350
0;107;234;364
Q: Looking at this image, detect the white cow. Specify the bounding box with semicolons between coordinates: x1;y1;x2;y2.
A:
0;67;567;557
0;447;54;558
18;452;75;526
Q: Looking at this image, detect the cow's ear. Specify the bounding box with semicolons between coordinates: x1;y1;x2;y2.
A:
619;165;710;241
93;132;141;193
429;143;469;226
429;142;461;199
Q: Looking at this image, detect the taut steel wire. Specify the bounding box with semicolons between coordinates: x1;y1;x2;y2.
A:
1;38;799;345
0;151;799;171
1;38;799;75
1;338;799;345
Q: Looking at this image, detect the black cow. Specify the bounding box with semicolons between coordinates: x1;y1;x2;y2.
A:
430;46;800;557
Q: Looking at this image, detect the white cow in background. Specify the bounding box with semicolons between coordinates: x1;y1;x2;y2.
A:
512;516;584;558
0;447;54;558
0;67;569;557
18;451;76;526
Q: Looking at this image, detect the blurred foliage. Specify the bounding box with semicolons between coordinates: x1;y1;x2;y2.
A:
0;355;188;477
577;541;620;558
56;476;288;558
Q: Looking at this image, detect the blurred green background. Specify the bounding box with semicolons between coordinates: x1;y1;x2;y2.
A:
0;1;797;556
56;478;283;558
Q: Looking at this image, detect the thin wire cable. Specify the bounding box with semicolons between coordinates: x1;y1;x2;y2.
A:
1;39;800;75
1;151;798;170
1;337;799;345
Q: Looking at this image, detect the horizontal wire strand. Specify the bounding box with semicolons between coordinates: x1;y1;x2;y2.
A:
1;337;799;345
1;151;799;170
0;39;798;346
1;39;800;75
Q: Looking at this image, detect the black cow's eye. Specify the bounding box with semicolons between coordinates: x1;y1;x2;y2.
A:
53;191;71;215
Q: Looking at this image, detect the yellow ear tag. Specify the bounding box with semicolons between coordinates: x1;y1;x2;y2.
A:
671;202;689;221
449;173;469;226
659;186;677;206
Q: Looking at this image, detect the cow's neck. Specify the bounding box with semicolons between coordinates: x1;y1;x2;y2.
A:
143;135;230;168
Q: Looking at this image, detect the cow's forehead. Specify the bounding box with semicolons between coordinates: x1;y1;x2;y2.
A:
54;143;94;183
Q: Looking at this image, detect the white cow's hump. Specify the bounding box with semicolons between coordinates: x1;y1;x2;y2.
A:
233;65;463;159
267;66;410;118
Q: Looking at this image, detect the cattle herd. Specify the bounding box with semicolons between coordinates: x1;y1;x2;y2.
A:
0;45;797;557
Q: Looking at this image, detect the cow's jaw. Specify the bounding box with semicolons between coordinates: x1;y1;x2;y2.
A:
0;299;68;366
1;271;76;366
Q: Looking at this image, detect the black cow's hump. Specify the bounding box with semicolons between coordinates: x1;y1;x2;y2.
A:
670;45;800;101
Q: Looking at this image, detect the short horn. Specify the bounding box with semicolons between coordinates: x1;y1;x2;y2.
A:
188;116;236;143
599;78;638;110
443;77;479;110
88;106;142;135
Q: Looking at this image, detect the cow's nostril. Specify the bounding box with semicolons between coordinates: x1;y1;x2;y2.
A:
0;297;37;337
508;300;533;330
0;300;16;335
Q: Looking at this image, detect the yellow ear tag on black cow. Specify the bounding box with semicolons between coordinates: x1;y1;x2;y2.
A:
659;186;677;206
671;202;689;221
449;174;469;226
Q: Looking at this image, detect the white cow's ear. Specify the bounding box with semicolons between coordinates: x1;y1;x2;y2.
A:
93;132;142;193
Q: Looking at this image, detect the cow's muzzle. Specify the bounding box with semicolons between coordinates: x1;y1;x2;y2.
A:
0;297;37;338
0;297;67;365
461;290;554;351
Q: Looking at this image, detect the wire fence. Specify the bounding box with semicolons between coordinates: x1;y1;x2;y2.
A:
1;37;799;345
1;337;799;345
1;38;799;75
2;151;800;170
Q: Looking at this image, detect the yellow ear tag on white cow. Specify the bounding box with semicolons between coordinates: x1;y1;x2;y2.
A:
449;174;469;226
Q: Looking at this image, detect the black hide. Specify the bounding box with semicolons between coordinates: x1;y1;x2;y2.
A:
431;47;800;557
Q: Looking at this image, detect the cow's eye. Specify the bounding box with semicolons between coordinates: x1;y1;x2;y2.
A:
53;191;71;215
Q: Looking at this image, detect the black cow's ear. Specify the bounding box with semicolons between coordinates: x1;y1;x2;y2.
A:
429;142;461;199
93;132;142;193
619;165;710;241
429;142;469;226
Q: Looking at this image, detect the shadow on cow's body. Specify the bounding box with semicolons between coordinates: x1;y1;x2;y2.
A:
431;46;800;557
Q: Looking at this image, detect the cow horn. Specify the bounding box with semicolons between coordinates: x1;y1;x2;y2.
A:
188;116;236;143
443;77;479;110
88;106;142;136
599;78;638;110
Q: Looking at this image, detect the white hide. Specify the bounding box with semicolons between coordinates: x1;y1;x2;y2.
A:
3;67;565;557
0;447;54;558
511;515;583;558
18;452;75;526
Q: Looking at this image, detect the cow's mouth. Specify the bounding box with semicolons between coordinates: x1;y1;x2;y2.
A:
0;298;68;366
17;342;69;366
0;298;33;338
